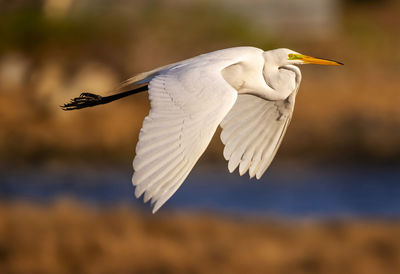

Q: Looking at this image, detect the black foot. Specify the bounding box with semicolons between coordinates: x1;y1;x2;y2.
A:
61;92;104;110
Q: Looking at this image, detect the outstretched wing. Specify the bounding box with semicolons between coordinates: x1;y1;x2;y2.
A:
220;93;296;179
132;64;237;213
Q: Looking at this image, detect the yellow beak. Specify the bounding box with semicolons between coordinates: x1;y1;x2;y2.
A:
301;55;343;66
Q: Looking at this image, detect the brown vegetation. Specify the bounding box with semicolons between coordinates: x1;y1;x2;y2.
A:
0;201;399;274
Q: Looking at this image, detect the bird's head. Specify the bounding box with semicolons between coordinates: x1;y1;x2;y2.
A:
264;48;343;67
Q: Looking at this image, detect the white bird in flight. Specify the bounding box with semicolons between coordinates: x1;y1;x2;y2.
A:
62;47;343;212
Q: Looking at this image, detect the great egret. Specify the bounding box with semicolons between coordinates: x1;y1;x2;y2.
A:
62;47;343;212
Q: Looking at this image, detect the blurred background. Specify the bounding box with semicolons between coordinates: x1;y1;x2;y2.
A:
0;0;399;273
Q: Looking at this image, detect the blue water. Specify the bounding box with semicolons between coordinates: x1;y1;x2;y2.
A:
0;164;399;218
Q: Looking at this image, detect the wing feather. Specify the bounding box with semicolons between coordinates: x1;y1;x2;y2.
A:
144;159;188;202
220;103;266;145
132;63;238;212
152;161;193;212
220;93;296;179
223;106;274;163
227;111;269;172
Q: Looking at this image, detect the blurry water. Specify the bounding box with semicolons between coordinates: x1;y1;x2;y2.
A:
0;164;399;218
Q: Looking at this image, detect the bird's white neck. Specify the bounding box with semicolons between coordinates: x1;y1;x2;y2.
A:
243;65;301;101
222;52;302;101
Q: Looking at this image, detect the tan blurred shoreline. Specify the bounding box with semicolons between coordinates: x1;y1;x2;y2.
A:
0;200;399;274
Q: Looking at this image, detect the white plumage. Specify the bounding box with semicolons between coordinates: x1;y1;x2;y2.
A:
63;46;342;212
128;47;341;212
132;58;238;212
220;93;295;179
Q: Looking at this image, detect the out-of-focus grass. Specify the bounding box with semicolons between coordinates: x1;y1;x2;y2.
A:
0;1;275;58
0;201;400;274
0;0;399;166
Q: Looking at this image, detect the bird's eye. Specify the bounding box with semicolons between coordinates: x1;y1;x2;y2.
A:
288;54;294;59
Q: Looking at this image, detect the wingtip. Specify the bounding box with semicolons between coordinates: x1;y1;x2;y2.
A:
134;185;145;199
152;202;162;214
228;164;237;174
223;147;231;161
249;169;256;179
143;193;151;203
239;162;251;176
